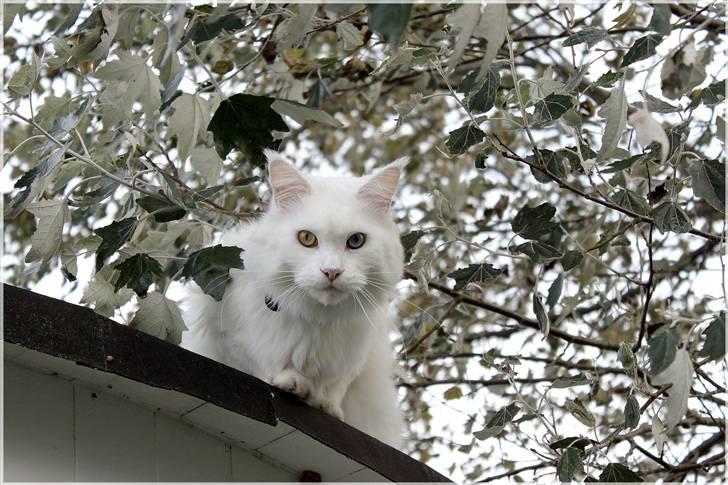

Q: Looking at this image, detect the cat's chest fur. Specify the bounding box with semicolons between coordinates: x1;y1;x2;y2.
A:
217;272;376;383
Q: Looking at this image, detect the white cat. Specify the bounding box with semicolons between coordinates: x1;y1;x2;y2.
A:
181;150;407;448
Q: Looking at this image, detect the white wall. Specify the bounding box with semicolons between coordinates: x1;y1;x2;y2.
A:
3;362;297;482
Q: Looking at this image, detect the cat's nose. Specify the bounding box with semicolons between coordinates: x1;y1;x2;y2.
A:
321;268;343;283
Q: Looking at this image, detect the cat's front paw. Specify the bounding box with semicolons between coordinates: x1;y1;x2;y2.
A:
310;395;345;421
271;369;312;399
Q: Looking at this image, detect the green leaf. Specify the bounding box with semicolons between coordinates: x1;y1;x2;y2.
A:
548;436;592;451
448;263;506;291
547;274;563;307
208;93;289;164
621;34;663;67
473;403;520;440
113;254;163;297
557;447;583;482
563;27;608;48
651;201;692;234
13;143;68;193
514;241;562;263
181;10;248;46
181;245;245;301
648;327;678;376
648;3;672;35
590;71;623;90
561;251;583;271
401;230;425;263
688;159;725;212
443;386;463;400
700;79;726;106
699;314;726;361
306;79;332;108
603;153;645;173
533;94;573;124
130;291;188;345
271;99;343;128
618;342;636;369
533;291;549;337
624;395;640;429
94;218;138;271
25;199;67;265
367;4;412;50
528;149;567;183
566;398;595;427
446;122;485;155
599;463;643;482
137;195;187;223
185;185;224;207
512;202;557;240
467;66;500;113
611;189;651;216
552;373;589;389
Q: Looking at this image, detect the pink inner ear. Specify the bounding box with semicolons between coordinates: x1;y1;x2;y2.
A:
358;166;401;215
269;159;310;209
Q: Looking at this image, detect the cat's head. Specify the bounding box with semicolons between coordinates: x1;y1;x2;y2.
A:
260;149;406;308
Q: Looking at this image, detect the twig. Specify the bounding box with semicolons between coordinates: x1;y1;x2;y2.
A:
403;271;621;351
478;462;552;482
4;103;160;199
402;297;461;356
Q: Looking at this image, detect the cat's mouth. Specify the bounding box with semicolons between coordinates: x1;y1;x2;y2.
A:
308;286;349;306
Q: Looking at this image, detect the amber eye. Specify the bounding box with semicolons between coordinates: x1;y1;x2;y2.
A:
346;232;366;250
297;230;318;248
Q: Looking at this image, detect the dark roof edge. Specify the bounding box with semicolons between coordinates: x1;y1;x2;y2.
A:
2;284;449;483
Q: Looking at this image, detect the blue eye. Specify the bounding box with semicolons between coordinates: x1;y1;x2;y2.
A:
347;232;366;249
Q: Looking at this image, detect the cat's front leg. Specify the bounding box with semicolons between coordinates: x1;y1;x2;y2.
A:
271;368;313;400
307;376;355;421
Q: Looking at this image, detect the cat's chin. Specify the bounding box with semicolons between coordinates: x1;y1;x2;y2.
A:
307;287;350;307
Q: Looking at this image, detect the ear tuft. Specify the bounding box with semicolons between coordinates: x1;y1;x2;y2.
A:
357;159;406;216
266;151;310;209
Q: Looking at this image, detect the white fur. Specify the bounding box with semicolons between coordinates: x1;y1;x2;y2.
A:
181;153;406;448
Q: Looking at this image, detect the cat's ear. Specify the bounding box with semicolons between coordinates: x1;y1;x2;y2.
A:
265;149;311;209
357;157;409;216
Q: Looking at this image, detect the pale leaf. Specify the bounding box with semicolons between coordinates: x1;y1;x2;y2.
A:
474;2;508;76
168;94;211;162
93;51;162;118
25;199;67;264
130;291;188;345
277;4;316;51
81;268;134;318
597;77;628;163
446;4;481;72
336;22;363;51
271;99;343;128
651;348;693;429
189;146;223;185
628;109;669;161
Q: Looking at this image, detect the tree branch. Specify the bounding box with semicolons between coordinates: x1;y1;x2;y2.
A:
403;271;621;351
